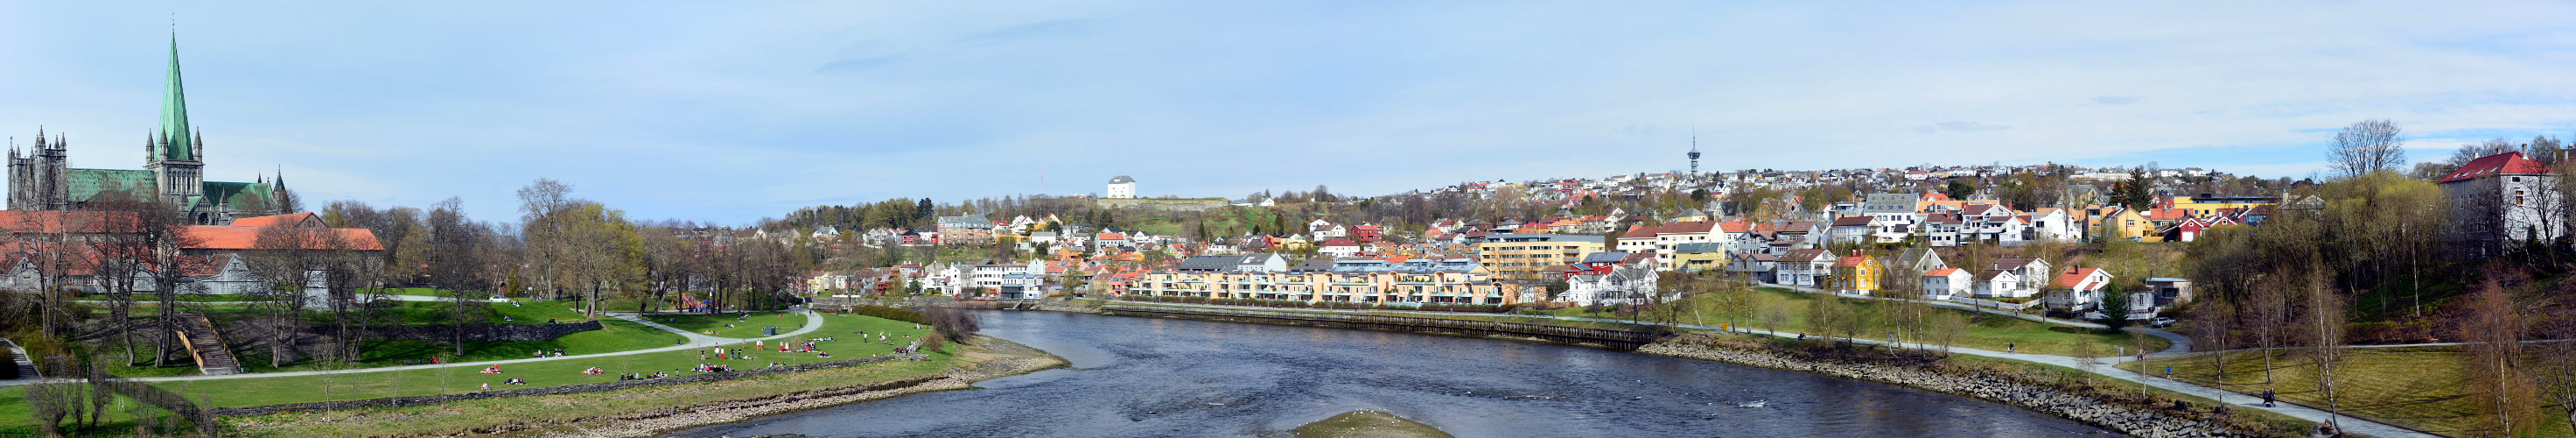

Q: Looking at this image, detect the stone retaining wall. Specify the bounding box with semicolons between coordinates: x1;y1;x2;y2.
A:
328;321;604;342
210;353;928;417
1095;197;1228;212
1637;338;2276;438
1032;298;1104;314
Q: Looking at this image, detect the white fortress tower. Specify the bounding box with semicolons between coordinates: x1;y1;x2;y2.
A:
1106;175;1137;199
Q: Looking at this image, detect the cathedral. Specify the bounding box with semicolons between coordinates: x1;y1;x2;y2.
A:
10;35;284;225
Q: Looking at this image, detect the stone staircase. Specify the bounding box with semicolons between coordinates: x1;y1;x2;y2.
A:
172;314;242;376
1;337;36;379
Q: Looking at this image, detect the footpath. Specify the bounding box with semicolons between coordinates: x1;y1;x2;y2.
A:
0;308;826;387
1111;298;2426;437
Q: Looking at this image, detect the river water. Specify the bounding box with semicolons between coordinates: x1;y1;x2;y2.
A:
676;311;2111;437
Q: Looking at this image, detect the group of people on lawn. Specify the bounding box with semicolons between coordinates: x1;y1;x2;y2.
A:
464;313;885;392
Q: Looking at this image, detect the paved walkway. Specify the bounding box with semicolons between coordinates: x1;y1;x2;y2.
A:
1112;299;2424;437
0;308;826;387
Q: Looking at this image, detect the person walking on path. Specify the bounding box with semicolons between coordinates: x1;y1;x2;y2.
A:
2007;343;2014;354
2261;388;2277;407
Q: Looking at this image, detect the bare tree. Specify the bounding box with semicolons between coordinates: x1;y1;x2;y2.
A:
2328;119;2406;178
83;188;158;367
2463;270;2538;435
2301;267;2349;427
423;198;489;356
1759;294;1790;336
2535;311;2576;437
2192;301;2236;395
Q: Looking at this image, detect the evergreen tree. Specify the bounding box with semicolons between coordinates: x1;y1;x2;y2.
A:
1944;179;1976;200
2114;168;2155;210
2099;289;2132;329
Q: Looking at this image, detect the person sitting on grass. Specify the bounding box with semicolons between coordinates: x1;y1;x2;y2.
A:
482;365;503;374
506;378;527;385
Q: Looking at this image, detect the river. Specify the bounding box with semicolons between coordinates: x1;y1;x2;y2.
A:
676;311;2112;437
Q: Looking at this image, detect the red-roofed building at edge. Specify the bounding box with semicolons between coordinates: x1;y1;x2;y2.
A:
2438;152;2563;258
0;211;384;307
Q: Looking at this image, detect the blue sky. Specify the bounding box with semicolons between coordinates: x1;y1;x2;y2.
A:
4;2;2575;224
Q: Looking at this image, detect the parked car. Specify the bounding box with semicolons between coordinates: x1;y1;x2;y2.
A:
2148;317;2175;328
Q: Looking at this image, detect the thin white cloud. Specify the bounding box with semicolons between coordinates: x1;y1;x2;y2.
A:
6;1;2576;223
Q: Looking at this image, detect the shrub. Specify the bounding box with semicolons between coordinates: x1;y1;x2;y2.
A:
924;305;981;345
848;305;928;325
920;332;948;353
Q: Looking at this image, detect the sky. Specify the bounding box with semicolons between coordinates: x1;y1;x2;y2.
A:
4;1;2575;225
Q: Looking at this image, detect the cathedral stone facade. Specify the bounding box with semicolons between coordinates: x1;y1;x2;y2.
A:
10;35;282;225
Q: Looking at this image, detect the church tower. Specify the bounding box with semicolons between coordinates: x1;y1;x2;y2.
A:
8;128;70;210
144;33;206;208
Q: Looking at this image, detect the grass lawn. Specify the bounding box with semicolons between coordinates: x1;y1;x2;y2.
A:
2122;346;2573;437
364;288;458;298
230;320;682;373
220;337;976;438
1935;350;2317;437
0;314;946;436
654;311;804;339
338;300;582;326
158;314;917;409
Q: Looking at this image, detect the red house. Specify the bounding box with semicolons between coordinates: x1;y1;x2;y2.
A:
1353;223;1385;242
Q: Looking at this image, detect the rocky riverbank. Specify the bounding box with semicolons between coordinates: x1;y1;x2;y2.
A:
1638;334;2281;438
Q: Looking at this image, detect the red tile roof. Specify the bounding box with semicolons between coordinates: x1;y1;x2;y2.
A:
2440;152;2551;182
0;210;136;234
1832;251;1872;267
182;226;386;251
227;212;321;228
1924;267;1962;277
2052;267;2108;290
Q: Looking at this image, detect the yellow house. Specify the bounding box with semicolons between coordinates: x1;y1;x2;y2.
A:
1474;234;1606;281
1276;235;1313;251
1826;251;1881;293
2090;206;2153;241
1671;243;1728;272
1671;208;1712;223
2162;195;2275;218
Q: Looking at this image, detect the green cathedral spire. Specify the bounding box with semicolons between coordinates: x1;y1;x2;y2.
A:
158;32;193;161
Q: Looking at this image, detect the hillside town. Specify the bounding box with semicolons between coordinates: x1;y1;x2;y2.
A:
794;145;2562;328
12;4;2576;437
